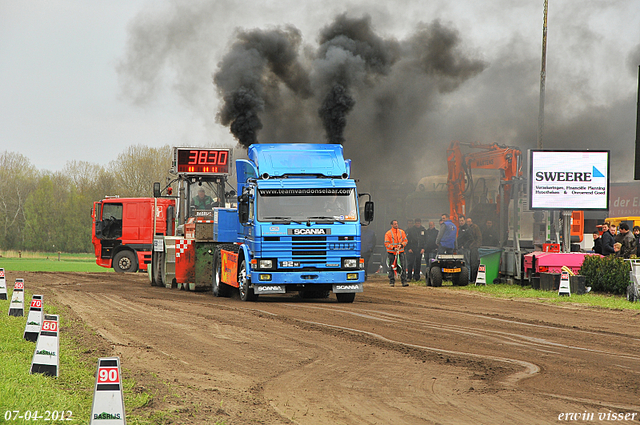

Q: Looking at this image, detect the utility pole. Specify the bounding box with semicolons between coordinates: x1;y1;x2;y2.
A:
635;66;640;180
538;0;549;150
537;0;559;246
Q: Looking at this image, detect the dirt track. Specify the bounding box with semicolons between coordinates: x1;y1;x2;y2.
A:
8;270;640;424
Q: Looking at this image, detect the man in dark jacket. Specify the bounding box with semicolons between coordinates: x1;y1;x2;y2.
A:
482;220;499;246
406;218;427;281
466;217;483;282
601;223;615;256
591;231;603;254
425;221;439;265
436;214;457;254
618;223;636;259
456;215;471;276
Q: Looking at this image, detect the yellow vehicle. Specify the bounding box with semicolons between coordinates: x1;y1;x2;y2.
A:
604;217;640;231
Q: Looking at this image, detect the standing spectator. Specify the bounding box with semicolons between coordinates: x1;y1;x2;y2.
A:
360;225;376;281
436;213;457;254
384;220;408;287
406;218;426;281
456;215;471;273
617;223;636;259
633;226;640;257
591;231;603;255
610;224;619;243
482;220;499;246
466;217;483;282
425;221;439;265
601;223;615;256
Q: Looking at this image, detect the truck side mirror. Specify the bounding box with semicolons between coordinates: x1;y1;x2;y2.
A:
364;201;374;222
238;194;250;224
153;182;161;198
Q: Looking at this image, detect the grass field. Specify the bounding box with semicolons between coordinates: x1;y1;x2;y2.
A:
0;292;155;425
0;251;110;273
440;281;640;310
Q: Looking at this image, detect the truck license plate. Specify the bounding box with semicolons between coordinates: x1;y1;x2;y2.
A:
280;261;300;268
443;267;461;273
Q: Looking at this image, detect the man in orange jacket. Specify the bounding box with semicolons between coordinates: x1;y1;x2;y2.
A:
384;220;408;287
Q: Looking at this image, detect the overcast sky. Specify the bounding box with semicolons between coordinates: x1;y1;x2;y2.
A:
1;0;639;181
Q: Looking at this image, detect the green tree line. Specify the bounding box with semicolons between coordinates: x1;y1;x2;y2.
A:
0;145;175;253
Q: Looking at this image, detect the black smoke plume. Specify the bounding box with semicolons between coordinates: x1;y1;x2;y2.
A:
313;14;401;143
407;20;487;93
213;26;310;147
319;83;355;144
213;14;485;150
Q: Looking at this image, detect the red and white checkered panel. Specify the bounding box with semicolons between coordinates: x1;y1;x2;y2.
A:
175;239;193;258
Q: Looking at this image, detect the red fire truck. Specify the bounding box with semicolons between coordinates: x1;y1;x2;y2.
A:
91;197;176;272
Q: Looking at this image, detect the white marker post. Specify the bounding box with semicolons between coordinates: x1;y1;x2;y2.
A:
8;279;25;317
30;314;59;377
0;268;7;300
558;271;571;296
475;264;487;286
24;295;44;342
90;357;126;424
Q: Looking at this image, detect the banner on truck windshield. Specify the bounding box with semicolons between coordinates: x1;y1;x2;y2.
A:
258;188;352;196
529;150;610;210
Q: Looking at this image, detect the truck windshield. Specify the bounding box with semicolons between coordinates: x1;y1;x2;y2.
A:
257;188;357;222
188;181;224;211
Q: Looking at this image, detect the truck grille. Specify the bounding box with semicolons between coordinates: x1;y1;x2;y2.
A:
292;236;327;261
260;235;360;269
260;236;328;266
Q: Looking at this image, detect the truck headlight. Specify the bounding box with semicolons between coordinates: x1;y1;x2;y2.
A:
343;258;358;269
259;259;273;269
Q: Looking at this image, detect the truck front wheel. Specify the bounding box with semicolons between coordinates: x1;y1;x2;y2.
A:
114;251;138;273
238;259;257;301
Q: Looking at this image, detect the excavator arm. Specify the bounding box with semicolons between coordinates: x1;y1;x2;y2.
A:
447;141;522;223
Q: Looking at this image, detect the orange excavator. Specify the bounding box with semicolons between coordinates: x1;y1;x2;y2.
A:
447;140;523;226
447;141;584;248
447;141;522;224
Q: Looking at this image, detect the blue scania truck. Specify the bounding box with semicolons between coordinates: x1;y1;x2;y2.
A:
150;143;374;303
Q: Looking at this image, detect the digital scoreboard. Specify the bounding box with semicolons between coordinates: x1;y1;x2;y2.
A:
173;148;231;175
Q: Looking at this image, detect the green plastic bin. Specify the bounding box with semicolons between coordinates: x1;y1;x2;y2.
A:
478;247;502;284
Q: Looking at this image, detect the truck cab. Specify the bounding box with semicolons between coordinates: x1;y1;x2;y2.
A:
215;144;374;302
92;197;175;272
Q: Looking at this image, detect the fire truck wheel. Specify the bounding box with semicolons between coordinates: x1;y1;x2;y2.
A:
336;292;355;303
238;259;257;301
430;267;443;287
113;251;138;273
213;250;230;297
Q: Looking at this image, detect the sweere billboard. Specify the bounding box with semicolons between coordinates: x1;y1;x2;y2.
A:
529;150;610;210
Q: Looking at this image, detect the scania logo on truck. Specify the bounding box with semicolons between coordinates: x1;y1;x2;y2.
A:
288;228;331;235
336;284;359;290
